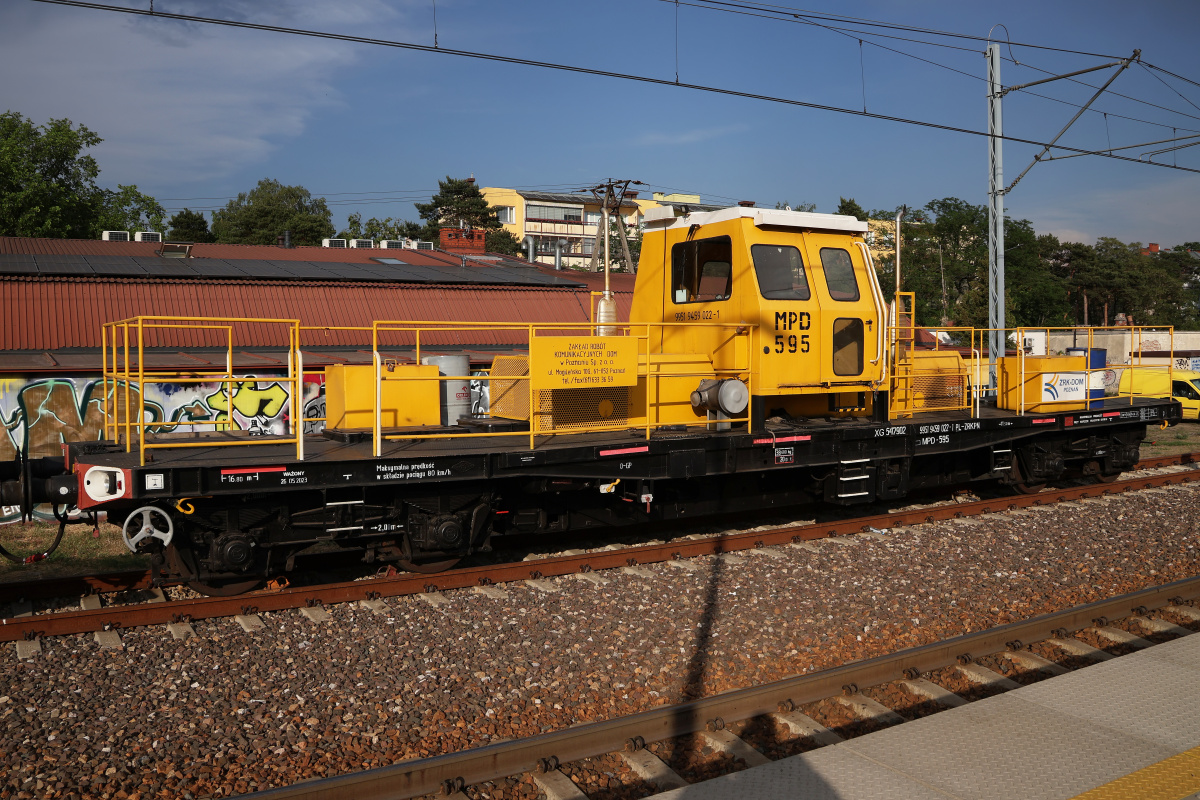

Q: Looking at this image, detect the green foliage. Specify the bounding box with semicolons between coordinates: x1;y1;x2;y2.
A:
834;197;867;221
97;184;166;235
0;111;104;238
414;177;501;240
166;208;214;243
336;212;413;242
774;201;817;212
484;228;524;256
210;179;334;246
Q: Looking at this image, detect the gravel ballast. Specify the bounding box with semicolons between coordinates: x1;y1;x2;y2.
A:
3;483;1200;799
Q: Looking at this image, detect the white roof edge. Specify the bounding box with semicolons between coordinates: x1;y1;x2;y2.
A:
646;206;868;233
753;208;868;233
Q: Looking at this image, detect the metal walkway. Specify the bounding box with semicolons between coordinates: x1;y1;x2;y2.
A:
655;631;1200;800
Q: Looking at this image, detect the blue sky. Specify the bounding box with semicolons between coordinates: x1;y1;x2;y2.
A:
2;0;1198;246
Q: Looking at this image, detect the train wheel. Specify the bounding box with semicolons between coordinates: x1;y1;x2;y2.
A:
166;542;262;596
187;576;264;596
1094;471;1120;484
396;556;462;574
1011;481;1047;495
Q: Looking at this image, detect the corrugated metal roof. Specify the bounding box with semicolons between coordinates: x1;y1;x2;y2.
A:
0;253;586;288
0;237;537;267
0;275;638;352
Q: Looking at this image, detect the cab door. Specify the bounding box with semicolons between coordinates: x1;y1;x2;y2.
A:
805;234;879;389
749;239;820;391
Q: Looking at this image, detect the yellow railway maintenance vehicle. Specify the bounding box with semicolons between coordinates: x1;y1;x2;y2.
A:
0;206;1180;593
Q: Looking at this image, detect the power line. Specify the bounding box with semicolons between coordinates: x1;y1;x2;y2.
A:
674;0;1200;132
1143;62;1200;92
29;0;1200;180
672;0;1200;134
680;0;1124;59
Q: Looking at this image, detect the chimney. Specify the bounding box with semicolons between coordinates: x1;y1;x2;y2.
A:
465;176;475;184
439;226;486;254
738;200;756;207
626;191;638;199
284;230;292;248
1148;242;1159;253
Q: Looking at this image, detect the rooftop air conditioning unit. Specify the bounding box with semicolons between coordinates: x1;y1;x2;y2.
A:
322;238;347;248
134;231;162;243
101;231;130;242
416;241;434;250
348;239;375;248
378;240;406;249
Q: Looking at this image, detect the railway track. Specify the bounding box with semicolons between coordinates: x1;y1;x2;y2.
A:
2;452;1198;646
238;574;1200;800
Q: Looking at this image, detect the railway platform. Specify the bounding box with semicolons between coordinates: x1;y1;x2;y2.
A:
658;628;1200;800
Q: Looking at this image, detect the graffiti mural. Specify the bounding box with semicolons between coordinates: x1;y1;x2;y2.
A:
0;373;326;525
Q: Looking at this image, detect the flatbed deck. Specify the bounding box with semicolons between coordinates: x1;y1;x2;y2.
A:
74;396;1177;510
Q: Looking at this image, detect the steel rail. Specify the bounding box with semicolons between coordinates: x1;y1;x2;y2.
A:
3;461;1199;643
241;574;1200;799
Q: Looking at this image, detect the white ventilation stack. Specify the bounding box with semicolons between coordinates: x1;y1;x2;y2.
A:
101;231;130;242
134;231;162;243
322;239;348;248
348;239;375;248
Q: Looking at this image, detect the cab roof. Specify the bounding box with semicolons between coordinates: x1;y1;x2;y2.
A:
642;205;869;234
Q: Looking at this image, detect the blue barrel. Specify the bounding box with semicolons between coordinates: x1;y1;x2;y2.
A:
1066;347;1106;409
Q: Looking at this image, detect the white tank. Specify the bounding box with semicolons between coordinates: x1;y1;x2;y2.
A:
421;355;472;426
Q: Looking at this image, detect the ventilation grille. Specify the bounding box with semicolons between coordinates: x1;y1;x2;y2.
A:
534;387;629;432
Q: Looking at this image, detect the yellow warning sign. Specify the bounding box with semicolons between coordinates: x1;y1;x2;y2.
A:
531;336;638;391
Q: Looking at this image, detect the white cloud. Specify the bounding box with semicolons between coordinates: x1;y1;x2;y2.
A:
0;1;421;189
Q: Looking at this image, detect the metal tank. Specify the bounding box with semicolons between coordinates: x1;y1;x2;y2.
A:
421;355;472;425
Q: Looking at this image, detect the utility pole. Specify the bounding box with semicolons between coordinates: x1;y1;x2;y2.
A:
985;43;1138;388
987;43;1004;387
587;179;641;275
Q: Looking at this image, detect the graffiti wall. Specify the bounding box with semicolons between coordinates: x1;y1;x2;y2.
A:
0;373;326;525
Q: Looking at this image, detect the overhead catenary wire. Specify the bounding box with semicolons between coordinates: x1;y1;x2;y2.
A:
29;0;1200;181
670;0;1200;134
677;0;1125;59
674;0;1200;132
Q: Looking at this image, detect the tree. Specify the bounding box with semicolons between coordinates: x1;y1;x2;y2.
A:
97;184;166;235
484;228;524;256
167;208;215;242
210;178;334;246
835;197;867;221
337;212;411;242
0;111;104;238
774;201;817;212
414;176;501;240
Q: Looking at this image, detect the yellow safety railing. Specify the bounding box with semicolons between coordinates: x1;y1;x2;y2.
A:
101;316;303;465
366;320;755;456
884;308;1174;419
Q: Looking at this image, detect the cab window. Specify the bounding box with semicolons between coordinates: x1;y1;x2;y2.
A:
672;236;732;304
820;248;860;301
832;318;864;375
1173;380;1200;401
752;244;810;300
